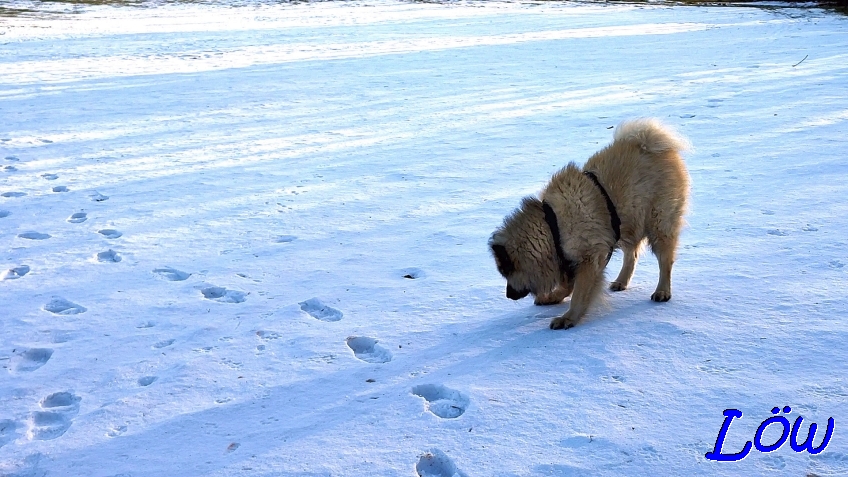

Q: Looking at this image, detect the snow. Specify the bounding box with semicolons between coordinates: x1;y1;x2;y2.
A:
1;1;847;475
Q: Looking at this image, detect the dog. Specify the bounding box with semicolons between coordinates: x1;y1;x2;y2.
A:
489;118;690;330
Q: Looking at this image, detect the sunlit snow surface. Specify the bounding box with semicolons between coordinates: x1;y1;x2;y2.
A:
1;1;847;475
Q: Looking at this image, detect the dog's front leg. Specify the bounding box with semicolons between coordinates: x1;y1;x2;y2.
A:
550;259;605;330
534;281;573;306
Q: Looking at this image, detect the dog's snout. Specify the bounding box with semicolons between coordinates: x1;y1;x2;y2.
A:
506;284;530;300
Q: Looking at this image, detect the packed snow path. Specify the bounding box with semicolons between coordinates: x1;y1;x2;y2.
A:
1;1;847;475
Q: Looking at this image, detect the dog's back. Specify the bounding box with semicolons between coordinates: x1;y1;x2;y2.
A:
584;119;690;248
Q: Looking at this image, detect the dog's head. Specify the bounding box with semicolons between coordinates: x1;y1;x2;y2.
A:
489;196;563;301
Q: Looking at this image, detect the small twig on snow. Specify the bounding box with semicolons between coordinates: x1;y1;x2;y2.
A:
793;54;809;68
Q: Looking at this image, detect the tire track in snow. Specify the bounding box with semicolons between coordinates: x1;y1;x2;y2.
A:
8;50;844;194
2;22;719;84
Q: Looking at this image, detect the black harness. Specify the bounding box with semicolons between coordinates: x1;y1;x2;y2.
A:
542;201;576;281
583;170;621;244
543;171;621;278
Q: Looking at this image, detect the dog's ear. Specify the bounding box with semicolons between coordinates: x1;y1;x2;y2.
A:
490;243;515;277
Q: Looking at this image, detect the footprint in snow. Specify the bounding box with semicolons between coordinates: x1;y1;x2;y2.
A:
2;191;26;198
411;384;469;419
3;165;16;172
96;250;121;263
0;210;10;218
808;450;848;474
274;235;296;243
346;336;392;363
106;425;128;438
28;391;81;440
9;348;53;373
201;286;246;303
138;376;158;386
43;297;86;315
0;419;19;448
89;191;109;202
639;444;663;463
299;298;342;322
98;229;122;239
152;339;175;349
402;267;425;279
153;267;190;281
416;449;468;477
18;232;50;240
67;212;87;223
767;229;789;236
41;173;58;180
560;433;616;450
760;454;786;470
4;155;19;161
235;272;262;284
256;330;281;340
3;265;30;280
52;186;69;193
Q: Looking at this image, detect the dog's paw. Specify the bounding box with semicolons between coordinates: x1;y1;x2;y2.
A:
549;316;576;330
651;290;671;302
610;281;627;292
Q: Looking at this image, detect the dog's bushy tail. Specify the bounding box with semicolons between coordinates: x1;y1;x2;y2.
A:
613;118;691;154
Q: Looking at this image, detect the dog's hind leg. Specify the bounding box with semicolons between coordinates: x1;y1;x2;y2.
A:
649;234;677;302
610;240;643;291
550;259;605;329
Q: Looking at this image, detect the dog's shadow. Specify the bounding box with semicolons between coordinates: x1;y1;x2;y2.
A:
529;288;674;331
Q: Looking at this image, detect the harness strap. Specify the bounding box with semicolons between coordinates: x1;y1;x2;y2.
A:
542;201;577;281
583;170;621;244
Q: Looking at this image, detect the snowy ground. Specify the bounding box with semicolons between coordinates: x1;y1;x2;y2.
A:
1;1;848;475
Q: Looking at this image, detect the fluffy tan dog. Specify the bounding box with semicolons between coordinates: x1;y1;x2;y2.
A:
489;118;690;329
